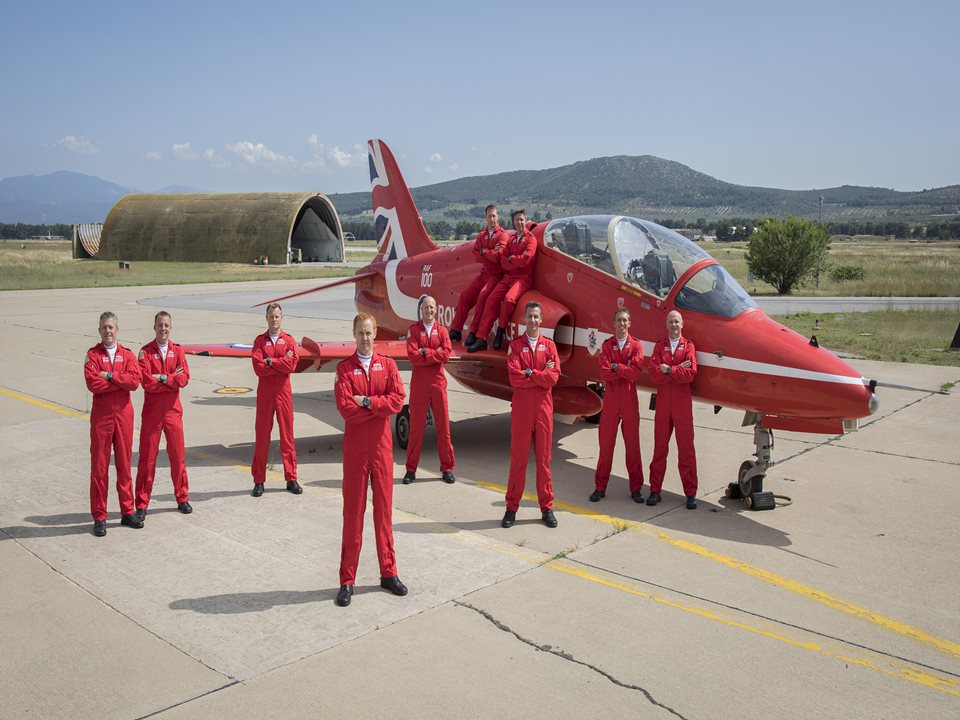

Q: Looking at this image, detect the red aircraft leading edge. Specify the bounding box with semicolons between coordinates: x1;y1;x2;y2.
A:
187;138;886;509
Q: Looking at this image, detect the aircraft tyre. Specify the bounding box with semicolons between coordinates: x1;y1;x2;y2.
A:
738;460;763;498
395;405;411;450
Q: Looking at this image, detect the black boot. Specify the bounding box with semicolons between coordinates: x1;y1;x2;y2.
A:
449;329;462;342
465;332;476;346
493;328;505;350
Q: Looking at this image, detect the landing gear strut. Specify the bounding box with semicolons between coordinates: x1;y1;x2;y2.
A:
725;414;777;510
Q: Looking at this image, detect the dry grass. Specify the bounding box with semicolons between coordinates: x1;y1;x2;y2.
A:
703;239;960;297
772;310;960;367
0;240;351;291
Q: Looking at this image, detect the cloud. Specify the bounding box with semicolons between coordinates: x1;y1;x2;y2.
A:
430;152;443;162
328;145;362;168
203;147;230;169
225;140;293;168
57;136;98;155
145;150;163;161
172;142;197;161
305;134;326;170
423;167;433;174
448;163;459;171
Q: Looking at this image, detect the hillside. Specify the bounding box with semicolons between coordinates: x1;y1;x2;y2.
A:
0;171;136;223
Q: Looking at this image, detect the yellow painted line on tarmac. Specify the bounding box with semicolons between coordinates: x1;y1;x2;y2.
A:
472;478;960;662
0;386;89;419
548;560;960;698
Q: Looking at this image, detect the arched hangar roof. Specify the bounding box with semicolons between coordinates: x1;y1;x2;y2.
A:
98;192;344;263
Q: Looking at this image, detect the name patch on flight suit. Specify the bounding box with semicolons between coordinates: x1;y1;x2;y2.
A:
372;363;384;372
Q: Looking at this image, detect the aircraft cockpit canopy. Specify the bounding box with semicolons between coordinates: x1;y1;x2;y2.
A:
544;215;756;318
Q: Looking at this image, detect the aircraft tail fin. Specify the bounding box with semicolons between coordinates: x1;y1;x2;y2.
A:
368;139;437;260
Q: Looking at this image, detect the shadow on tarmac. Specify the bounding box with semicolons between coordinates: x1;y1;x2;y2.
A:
168;584;387;614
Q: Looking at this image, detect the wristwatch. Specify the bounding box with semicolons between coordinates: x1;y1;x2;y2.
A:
362;396;371;408
160;374;167;383
107;372;113;381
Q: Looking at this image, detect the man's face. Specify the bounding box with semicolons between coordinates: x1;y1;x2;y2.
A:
513;213;526;233
614;312;631;340
525;306;542;337
666;311;683;339
421;298;437;325
354;319;377;355
99;319;118;346
154;315;172;344
485;207;498;230
266;308;283;333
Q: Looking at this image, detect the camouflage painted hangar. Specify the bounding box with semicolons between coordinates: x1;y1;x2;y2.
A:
91;192;344;264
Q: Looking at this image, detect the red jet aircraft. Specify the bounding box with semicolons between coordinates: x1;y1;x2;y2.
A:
188;138;886;510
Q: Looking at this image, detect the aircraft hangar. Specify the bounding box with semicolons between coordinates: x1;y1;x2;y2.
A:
94;192;344;264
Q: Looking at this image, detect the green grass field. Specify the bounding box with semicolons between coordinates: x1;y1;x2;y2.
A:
772;310;960;367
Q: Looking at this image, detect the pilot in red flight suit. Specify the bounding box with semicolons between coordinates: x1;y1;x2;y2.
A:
334;312;408;607
135;311;191;520
646;310;699;509
467;209;538;353
84;311;143;537
250;302;301;497
403;296;456;485
591;307;645;503
449;204;506;346
502;301;561;529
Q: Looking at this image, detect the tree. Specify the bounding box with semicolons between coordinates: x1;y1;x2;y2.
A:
746;216;830;294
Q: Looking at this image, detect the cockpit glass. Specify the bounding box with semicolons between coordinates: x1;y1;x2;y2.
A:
543;215;711;299
674;264;757;318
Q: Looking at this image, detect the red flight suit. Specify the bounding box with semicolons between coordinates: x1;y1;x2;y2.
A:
451;225;506;335
474;229;538;340
251;330;299;484
647;335;698;496
84;343;142;521
505;334;560;512
335;352;406;585
135;340;190;509
405;321;455;474
594;335;645;493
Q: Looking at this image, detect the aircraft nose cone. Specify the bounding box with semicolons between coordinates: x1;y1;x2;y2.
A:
869;392;881;415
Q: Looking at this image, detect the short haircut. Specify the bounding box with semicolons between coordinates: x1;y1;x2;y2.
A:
353;312;377;333
265;302;282;315
99;311;118;327
614;307;631;320
154;310;172;324
511;209;526;223
484;204;497;214
524;300;542;314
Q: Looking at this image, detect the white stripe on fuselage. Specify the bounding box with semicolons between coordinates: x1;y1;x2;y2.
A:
385;259;421;321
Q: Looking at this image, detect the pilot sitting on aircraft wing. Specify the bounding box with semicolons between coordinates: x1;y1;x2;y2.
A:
449;204;506;346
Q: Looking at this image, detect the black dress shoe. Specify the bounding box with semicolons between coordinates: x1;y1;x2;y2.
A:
493;328;505;350
441;471;455;484
467;339;487;353
120;513;144;529
631;490;644;503
686;495;698;510
501;510;516;528
287;481;303;495
402;471;416;484
177;501;193;514
589;490;605;502
335;585;353;607
465;332;476;346
380;576;408;596
93;520;107;537
448;329;462;342
542;509;558;528
252;483;264;497
134;508;146;523
646;492;661;506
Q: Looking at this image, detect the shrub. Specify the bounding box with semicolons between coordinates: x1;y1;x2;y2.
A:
829;265;865;282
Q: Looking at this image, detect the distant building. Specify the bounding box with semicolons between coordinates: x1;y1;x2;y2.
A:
96;192;344;264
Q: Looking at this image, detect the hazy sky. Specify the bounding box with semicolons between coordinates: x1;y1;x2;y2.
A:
2;0;956;193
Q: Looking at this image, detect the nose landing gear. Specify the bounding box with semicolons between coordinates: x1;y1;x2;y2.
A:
725;416;777;510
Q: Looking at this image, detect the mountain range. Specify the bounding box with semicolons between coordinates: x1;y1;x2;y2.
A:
2;159;958;226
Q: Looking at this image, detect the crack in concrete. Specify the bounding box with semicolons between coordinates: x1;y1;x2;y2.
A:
454;599;690;719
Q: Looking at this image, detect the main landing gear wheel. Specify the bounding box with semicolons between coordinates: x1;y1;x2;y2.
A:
395;405;410;450
585;383;604;424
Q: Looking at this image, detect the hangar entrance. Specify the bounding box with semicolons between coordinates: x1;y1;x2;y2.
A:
290;197;343;263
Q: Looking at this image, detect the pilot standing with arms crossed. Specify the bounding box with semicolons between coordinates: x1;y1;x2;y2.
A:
135;311;192;520
84;311;143;536
449;204;506;346
591;307;645;503
403;296;456;485
250;303;302;497
502;301;561;529
334;312;408;607
646;310;699;509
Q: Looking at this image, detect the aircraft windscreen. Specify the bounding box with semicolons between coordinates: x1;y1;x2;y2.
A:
675;264;757;318
612;218;709;298
543;216;617;276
